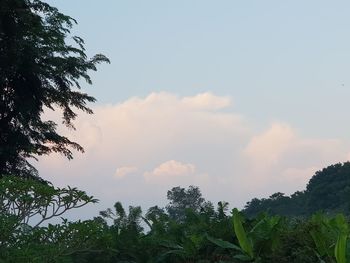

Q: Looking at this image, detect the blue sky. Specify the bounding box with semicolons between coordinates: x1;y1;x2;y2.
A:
41;1;350;219
48;0;350;137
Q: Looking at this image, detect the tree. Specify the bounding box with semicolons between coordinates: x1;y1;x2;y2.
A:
217;201;229;219
166;186;206;222
0;0;110;177
243;162;350;217
305;162;350;214
99;202;144;235
0;175;97;230
0;176;103;262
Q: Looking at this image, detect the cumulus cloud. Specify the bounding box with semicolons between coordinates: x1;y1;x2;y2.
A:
240;123;348;197
114;166;138;179
243;123;296;169
181;92;231;110
37;92;350;217
144;160;196;181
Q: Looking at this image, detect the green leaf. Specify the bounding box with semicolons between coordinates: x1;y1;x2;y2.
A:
310;229;328;257
159;240;183;250
232;208;254;259
233;254;254;261
206;235;241;250
335;233;347;263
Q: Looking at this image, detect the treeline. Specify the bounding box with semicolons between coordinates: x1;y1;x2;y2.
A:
244;162;350;218
2;163;350;262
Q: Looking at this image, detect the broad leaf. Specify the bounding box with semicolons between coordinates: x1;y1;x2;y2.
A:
232;208;254;259
206;235;241;250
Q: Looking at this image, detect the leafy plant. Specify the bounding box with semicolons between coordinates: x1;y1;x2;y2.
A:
208;209;283;262
310;213;350;263
0;176;97;228
0;176;100;262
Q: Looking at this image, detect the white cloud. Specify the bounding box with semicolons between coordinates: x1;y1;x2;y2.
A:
114;166;138;179
239;123;349;197
144;160;196;181
37;92;350;216
181;92;231;110
243;123;296;169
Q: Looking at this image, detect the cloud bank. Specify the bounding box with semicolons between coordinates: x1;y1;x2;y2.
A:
37;92;350;218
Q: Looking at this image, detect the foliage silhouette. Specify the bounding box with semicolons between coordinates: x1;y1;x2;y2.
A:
244;162;350;218
4;171;350;262
0;0;109;178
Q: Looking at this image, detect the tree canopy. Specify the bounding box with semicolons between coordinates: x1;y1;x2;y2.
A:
3;174;350;263
166;186;207;222
0;0;109;178
244;162;350;217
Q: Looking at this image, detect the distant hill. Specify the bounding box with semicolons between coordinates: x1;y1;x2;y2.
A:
243;162;350;218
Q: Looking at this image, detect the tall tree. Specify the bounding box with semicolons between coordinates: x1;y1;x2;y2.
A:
166;185;206;221
0;0;109;177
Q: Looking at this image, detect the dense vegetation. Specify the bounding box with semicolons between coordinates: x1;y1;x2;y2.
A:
2;163;350;262
244;162;350;218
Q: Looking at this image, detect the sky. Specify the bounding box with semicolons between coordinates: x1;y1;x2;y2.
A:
39;0;350;220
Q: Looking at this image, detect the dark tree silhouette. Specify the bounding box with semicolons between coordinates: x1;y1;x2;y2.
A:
166;185;206;221
244;162;350;217
0;0;110;177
